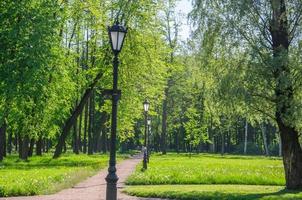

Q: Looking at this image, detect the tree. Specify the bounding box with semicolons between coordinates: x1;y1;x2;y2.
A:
191;0;302;189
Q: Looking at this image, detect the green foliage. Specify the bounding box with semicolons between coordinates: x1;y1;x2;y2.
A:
126;153;284;186
0;0;78;141
124;185;302;200
0;0;173;155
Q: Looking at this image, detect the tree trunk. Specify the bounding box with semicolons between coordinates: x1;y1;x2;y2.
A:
97;130;102;153
20;135;30;160
221;133;225;155
14;133;18;153
101;130;107;153
36;137;42;156
278;122;302;189
28;139;35;157
79;108;83;152
7;130;12;154
244;119;248;154
83;101;88;154
18;133;22;156
3;129;6;157
209;117;215;153
44;139;48;152
88;91;94;155
97;109;107;153
271;0;302;189
0;121;7;161
175;129;179;153
260;123;269;156
227;128;231;153
211;136;215;153
161;97;167;155
53;70;104;158
73;110;79;154
92;119;98;153
278;131;282;157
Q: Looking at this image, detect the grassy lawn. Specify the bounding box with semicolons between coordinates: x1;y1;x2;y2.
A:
125;185;302;200
0;153;123;197
124;153;298;199
126;153;285;185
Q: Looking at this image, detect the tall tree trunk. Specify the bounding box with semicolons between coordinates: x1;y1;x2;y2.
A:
211;136;215;153
7;130;12;154
97;108;106;153
101;130;107;153
53;71;104;158
0;121;7;161
235;118;240;145
244;119;248;154
52;30;107;158
18;133;22;156
20;135;30;160
63;141;67;153
28;139;35;157
73;109;79;154
161;96;167;155
83;101;88;154
43;139;47;152
97;130;102;153
79;108;83;152
93;120;99;153
278;131;282;157
88;91;94;155
271;0;302;189
14;133;18;153
36;137;42;156
221;132;225;156
209;118;215;153
227;128;231;153
260;123;269;156
175;129;179;153
3;130;6;157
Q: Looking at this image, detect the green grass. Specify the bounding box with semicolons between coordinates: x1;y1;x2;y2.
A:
124;185;302;200
0;153;124;197
126;153;285;186
125;153;291;199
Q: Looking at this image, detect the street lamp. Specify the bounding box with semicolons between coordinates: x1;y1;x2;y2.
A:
105;21;127;200
147;118;151;162
143;100;150;169
143;100;150;112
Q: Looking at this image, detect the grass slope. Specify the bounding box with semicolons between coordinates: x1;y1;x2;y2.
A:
125;185;302;200
126;153;284;186
0;154;117;197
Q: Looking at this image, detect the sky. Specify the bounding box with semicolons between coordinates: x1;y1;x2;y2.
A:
175;0;193;40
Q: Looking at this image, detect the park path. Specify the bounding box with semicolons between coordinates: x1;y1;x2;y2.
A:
1;154;163;200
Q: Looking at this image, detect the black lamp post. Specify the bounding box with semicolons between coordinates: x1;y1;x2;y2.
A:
147;118;151;162
105;22;127;200
143;100;150;169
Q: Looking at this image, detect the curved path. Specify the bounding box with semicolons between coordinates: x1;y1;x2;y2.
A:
1;154;163;200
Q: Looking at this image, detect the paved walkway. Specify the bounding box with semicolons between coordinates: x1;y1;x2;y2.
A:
1;154;163;200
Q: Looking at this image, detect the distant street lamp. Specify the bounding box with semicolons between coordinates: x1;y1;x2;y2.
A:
105;21;127;200
147;118;151;162
147;118;151;126
143;100;150;169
